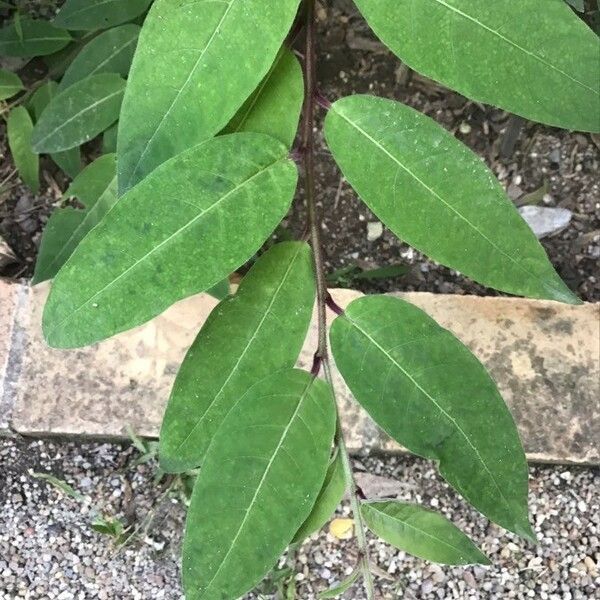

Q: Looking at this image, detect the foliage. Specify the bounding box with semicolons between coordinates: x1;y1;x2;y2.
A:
2;0;597;597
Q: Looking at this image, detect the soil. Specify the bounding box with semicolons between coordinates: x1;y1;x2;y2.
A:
1;1;599;300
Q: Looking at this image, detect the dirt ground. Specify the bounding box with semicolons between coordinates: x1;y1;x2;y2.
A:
1;1;599;299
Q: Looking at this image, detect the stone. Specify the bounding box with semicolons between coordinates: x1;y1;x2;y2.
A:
1;280;599;464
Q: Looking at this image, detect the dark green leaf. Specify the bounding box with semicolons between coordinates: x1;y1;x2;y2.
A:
361;501;490;565
7;106;39;193
206;278;231;301
354;263;409;281
223;48;304;147
324;95;579;304
117;0;301;193
33;154;117;284
0;18;71;57
293;449;346;543
565;0;585;11
160;242;315;472
31;73;125;153
51;147;83;179
330;295;534;541
318;566;361;599
43;133;298;348
54;0;153;31
353;0;600;132
183;369;336;600
58;25;140;91
102;122;118;154
0;68;23;100
28;81;59;121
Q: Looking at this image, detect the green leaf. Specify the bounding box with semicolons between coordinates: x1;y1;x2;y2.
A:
28;81;59;121
102;122;118;154
223;48;304;148
30;471;85;501
31;73;125;153
318;566;361;599
33;154;117;284
292;449;346;543
0;18;71;57
160;242;316;472
7;106;39;193
58;25;140;92
54;0;153;31
353;0;600;132
51;147;83;179
0;68;24;100
43;133;298;348
183;369;336;600
117;0;301;193
565;0;585;11
324;95;579;304
329;295;534;541
206;278;231;301
361;501;490;565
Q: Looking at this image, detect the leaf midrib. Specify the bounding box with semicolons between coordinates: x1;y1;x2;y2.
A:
345;315;514;521
429;0;598;96
199;378;314;598
173;243;305;455
46;155;287;338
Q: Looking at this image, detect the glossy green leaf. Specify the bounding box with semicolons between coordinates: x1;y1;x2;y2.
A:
330;295;534;541
31;73;125;153
318;566;361;599
7;107;39;193
0;18;71;57
117;0;301;193
223;48;304;147
160;242;315;472
0;68;23;100
33;154;117;284
58;25;140;92
43;133;298;349
325;96;579;304
293;449;346;543
353;0;600;132
54;0;152;31
183;369;336;600
361;501;490;565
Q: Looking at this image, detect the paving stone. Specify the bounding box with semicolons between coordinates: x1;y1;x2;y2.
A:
2;280;599;464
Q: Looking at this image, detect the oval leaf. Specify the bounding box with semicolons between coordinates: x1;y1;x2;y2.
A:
51;147;83;179
223;48;304;148
7;107;39;193
43;133;298;348
32;73;125;153
0;18;70;57
58;24;140;91
160;241;316;473
117;0;301;193
33;154;117;284
183;369;336;600
324;95;578;304
0;68;24;100
292;449;346;543
353;0;600;132
361;501;490;565
330;295;534;541
54;0;152;31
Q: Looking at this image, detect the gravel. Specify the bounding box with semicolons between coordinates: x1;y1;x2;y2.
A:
1;437;598;599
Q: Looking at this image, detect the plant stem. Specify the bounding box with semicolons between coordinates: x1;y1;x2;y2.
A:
323;360;376;600
301;2;375;597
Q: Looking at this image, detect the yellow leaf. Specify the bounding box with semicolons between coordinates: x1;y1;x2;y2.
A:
329;518;354;540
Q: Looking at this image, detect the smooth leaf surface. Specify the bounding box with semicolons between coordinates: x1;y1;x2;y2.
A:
361;501;490;565
160;242;316;473
325;96;579;304
51;147;83;179
7;107;39;193
293;449;346;543
43;133;298;348
223;48;304;147
32;73;125;153
0;68;23;100
0;18;70;57
206;279;231;302
58;24;140;91
330;295;534;540
353;0;600;132
183;369;336;600
33;154;117;284
102;122;118;153
117;0;301;193
54;0;152;31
